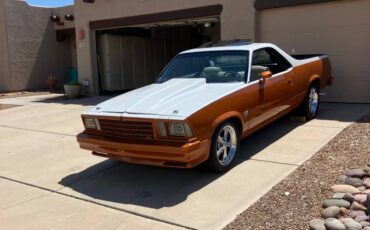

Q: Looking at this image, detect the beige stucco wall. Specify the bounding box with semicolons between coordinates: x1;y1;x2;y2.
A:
73;0;256;95
0;0;11;91
259;0;370;103
2;0;74;91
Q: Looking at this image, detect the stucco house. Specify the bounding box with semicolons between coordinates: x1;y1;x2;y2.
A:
0;0;369;103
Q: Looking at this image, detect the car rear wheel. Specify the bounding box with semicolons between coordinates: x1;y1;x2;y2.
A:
301;84;320;120
207;122;240;172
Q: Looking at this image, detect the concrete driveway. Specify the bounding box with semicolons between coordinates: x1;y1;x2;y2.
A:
0;94;368;230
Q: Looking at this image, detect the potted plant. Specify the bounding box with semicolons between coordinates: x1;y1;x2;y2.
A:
64;81;81;99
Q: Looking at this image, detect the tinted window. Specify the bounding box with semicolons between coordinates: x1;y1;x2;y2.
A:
158;51;249;83
250;48;292;82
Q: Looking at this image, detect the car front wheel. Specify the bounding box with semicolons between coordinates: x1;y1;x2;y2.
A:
207;122;240;172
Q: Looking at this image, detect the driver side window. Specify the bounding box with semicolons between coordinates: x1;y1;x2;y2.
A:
250;48;292;82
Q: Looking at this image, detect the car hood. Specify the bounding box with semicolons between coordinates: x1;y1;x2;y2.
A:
89;78;244;118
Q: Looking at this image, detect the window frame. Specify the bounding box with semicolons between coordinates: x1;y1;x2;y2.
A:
157;50;250;83
249;47;293;83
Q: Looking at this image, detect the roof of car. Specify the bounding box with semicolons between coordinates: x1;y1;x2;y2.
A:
180;42;273;54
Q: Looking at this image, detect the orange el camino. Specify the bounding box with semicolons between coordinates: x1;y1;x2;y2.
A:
77;42;334;172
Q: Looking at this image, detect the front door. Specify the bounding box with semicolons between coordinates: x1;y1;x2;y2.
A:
248;48;294;129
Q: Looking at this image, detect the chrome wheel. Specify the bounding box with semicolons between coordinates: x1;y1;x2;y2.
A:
216;125;237;166
308;87;319;115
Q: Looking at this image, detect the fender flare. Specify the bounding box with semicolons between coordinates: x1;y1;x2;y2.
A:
210;111;245;137
308;74;321;88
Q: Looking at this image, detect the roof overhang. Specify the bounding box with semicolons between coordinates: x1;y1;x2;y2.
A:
89;4;223;30
254;0;341;10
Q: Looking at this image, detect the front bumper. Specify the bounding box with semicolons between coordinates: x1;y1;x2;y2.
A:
77;133;210;168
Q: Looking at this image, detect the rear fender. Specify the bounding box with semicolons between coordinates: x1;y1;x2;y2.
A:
308;74;321;88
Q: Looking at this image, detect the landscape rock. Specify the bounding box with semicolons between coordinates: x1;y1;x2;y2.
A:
364;179;370;189
349;210;366;218
340;207;350;216
354;215;369;222
321;206;341;218
323;199;351;208
345;168;366;178
331;185;360;194
341;218;362;230
332;193;346;199
344;177;363;187
337;175;347;183
357;186;366;191
308;163;370;230
353;194;367;204
325;218;346;230
343;193;355;202
350;201;367;211
309;219;326;230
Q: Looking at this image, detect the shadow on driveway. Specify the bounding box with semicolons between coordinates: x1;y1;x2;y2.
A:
59;116;300;209
58;103;369;209
33;95;113;106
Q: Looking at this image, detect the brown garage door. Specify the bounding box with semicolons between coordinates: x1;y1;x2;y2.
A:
259;0;370;103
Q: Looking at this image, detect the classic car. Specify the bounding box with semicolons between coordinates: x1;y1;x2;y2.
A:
77;42;334;172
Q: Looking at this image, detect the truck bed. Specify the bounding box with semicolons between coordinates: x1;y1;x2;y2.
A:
291;54;325;60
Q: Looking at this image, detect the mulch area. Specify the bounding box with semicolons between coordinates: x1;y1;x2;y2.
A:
224;113;370;230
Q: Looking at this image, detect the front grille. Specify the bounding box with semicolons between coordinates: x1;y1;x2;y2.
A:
98;119;154;140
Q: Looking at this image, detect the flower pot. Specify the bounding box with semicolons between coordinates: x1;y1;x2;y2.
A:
64;84;81;99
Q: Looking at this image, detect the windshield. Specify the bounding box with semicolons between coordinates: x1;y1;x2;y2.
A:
157;51;249;83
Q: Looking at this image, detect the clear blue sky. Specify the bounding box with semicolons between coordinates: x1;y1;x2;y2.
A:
26;0;73;7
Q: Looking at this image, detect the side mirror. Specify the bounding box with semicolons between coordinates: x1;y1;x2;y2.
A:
260;71;272;80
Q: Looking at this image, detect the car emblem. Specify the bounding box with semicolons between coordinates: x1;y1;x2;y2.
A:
173;110;179;114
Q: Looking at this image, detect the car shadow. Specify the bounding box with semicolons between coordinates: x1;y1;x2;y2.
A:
58;103;369;209
59;116;301;209
33;95;113;106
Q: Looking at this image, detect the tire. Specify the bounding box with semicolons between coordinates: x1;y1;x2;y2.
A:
300;83;320;120
206;122;240;172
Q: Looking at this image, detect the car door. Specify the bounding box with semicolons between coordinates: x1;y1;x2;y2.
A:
248;48;295;129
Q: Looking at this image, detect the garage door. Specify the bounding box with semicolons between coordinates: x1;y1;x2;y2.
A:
259;0;370;103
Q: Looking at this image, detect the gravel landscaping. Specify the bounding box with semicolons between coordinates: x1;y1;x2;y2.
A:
225;113;370;230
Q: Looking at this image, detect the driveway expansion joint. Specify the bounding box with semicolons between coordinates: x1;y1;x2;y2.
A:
249;158;300;167
0;174;193;230
0;125;76;137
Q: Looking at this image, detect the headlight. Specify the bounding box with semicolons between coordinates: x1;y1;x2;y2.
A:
168;123;192;137
84;118;100;130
